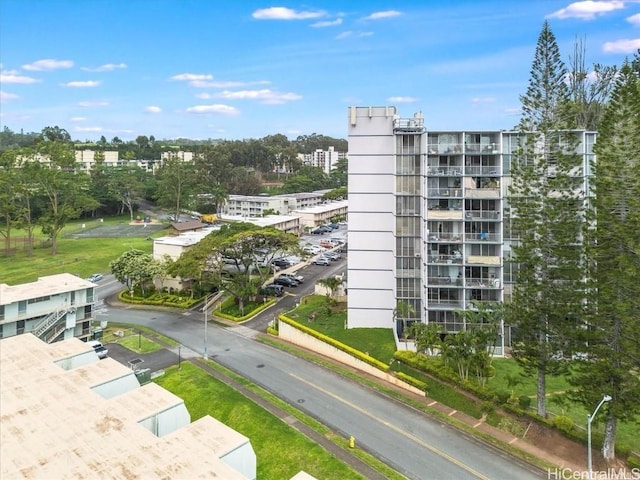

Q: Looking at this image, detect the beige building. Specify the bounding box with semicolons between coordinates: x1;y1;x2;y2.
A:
292;200;348;230
0;334;257;479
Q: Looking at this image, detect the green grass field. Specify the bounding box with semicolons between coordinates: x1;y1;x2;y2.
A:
0;213;166;285
285;295;397;363
155;362;367;480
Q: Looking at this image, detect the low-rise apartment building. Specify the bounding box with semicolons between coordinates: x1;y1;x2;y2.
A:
0;273;97;343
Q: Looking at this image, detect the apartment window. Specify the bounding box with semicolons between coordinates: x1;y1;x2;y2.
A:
28;295;51;304
17;320;25;335
87;288;94;303
18;301;26;316
0;323;3;338
0;305;4;321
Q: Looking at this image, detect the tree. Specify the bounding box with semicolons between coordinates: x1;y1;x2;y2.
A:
569;54;640;463
408;322;442;356
107;166;146;221
36;141;99;254
155;155;197;221
40;126;71;143
171;223;299;314
392;300;417;344
109;249;155;295
507;21;586;417
564;37;617;130
317;276;343;307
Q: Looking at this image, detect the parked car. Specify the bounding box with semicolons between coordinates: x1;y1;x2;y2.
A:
311;227;329;235
87;340;108;359
323;252;341;261
261;284;285;297
274;275;299;287
280;272;304;283
272;258;295;269
87;273;104;283
313;257;331;266
326;223;339;230
319;240;335;249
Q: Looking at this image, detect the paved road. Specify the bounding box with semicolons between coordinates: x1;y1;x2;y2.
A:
98;272;543;480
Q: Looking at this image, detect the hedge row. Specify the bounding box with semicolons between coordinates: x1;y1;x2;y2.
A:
279;314;390;372
393;350;494;401
117;290;196;308
215;297;276;322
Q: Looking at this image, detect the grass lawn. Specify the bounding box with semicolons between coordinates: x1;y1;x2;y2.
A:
285;295;397;364
0;213;165;285
155;362;367;480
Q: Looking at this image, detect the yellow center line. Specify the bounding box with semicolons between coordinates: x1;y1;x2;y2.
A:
291;373;490;480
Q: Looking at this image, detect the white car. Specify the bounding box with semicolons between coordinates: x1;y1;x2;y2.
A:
281;272;304;283
87;340;108;359
87;273;104;283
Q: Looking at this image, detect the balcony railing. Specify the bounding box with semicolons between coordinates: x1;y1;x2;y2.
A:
465;232;501;242
465;166;500;175
465;143;499;154
465;210;501;220
428;188;463;198
427;233;463;242
465;187;500;199
428;167;462;176
427;144;463;155
428;254;463;264
465;278;502;288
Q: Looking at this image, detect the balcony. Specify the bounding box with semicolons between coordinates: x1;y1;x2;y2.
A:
465;143;499;154
427;299;464;309
427;144;463;155
428;188;463;198
465;187;500;199
465;278;501;288
427;233;463;242
427;210;463;220
465;210;501;220
428;167;462;176
427;253;463;264
465;232;501;242
466;255;501;265
465;166;500;176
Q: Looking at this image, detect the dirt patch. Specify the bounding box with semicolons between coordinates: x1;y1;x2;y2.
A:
68;223;167;238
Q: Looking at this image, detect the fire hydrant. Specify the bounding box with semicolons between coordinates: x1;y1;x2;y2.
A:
349;436;355;449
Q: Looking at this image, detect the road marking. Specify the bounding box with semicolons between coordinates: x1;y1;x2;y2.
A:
290;373;490;480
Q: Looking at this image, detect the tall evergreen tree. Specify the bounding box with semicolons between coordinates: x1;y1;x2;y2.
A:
507;21;586;417
569;53;640;463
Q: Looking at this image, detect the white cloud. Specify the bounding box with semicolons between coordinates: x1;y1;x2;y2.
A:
603;38;640;52
196;92;213;99
252;7;325;20
336;31;373;40
171;73;213;81
471;97;497;103
144;105;162;113
387;96;418;103
75;126;103;132
70;117;87;122
61;80;101;88
0;91;19;101
22;58;74;71
311;18;343;28
217;89;302;104
627;12;640;26
547;1;624;20
185;104;240;115
0;72;40;84
78;101;109;107
189;79;271;88
362;10;402;20
81;63;127;72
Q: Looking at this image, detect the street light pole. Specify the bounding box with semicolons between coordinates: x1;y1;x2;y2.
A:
203;294;209;360
587;394;612;480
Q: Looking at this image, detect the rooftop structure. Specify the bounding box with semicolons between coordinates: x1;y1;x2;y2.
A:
0;334;256;479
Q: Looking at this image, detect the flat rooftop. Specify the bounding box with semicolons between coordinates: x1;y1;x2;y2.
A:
0;334;249;479
0;273;94;305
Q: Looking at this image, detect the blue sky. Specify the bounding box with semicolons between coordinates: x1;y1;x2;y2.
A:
1;1;639;142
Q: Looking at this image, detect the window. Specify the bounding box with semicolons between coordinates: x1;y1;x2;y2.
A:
0;305;4;321
17;320;25;335
27;295;51;304
18;301;26;316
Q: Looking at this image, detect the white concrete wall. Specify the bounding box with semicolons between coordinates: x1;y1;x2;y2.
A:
278;319;423;396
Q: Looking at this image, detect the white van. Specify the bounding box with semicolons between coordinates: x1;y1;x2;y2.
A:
87;340;108;359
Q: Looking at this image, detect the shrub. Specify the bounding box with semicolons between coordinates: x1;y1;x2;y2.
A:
552;415;574;434
395;372;427;391
518;395;531;410
496;390;511;404
627;453;640;469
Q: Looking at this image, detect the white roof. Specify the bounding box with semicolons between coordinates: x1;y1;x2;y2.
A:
0;273;94;306
0;334;249;479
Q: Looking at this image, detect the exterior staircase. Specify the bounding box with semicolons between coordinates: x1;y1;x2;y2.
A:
32;307;75;341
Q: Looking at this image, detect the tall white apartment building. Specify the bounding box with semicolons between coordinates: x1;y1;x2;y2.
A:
347;106;595;350
299;146;346;174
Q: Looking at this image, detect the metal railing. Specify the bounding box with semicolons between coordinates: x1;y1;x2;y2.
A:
32;307;74;339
